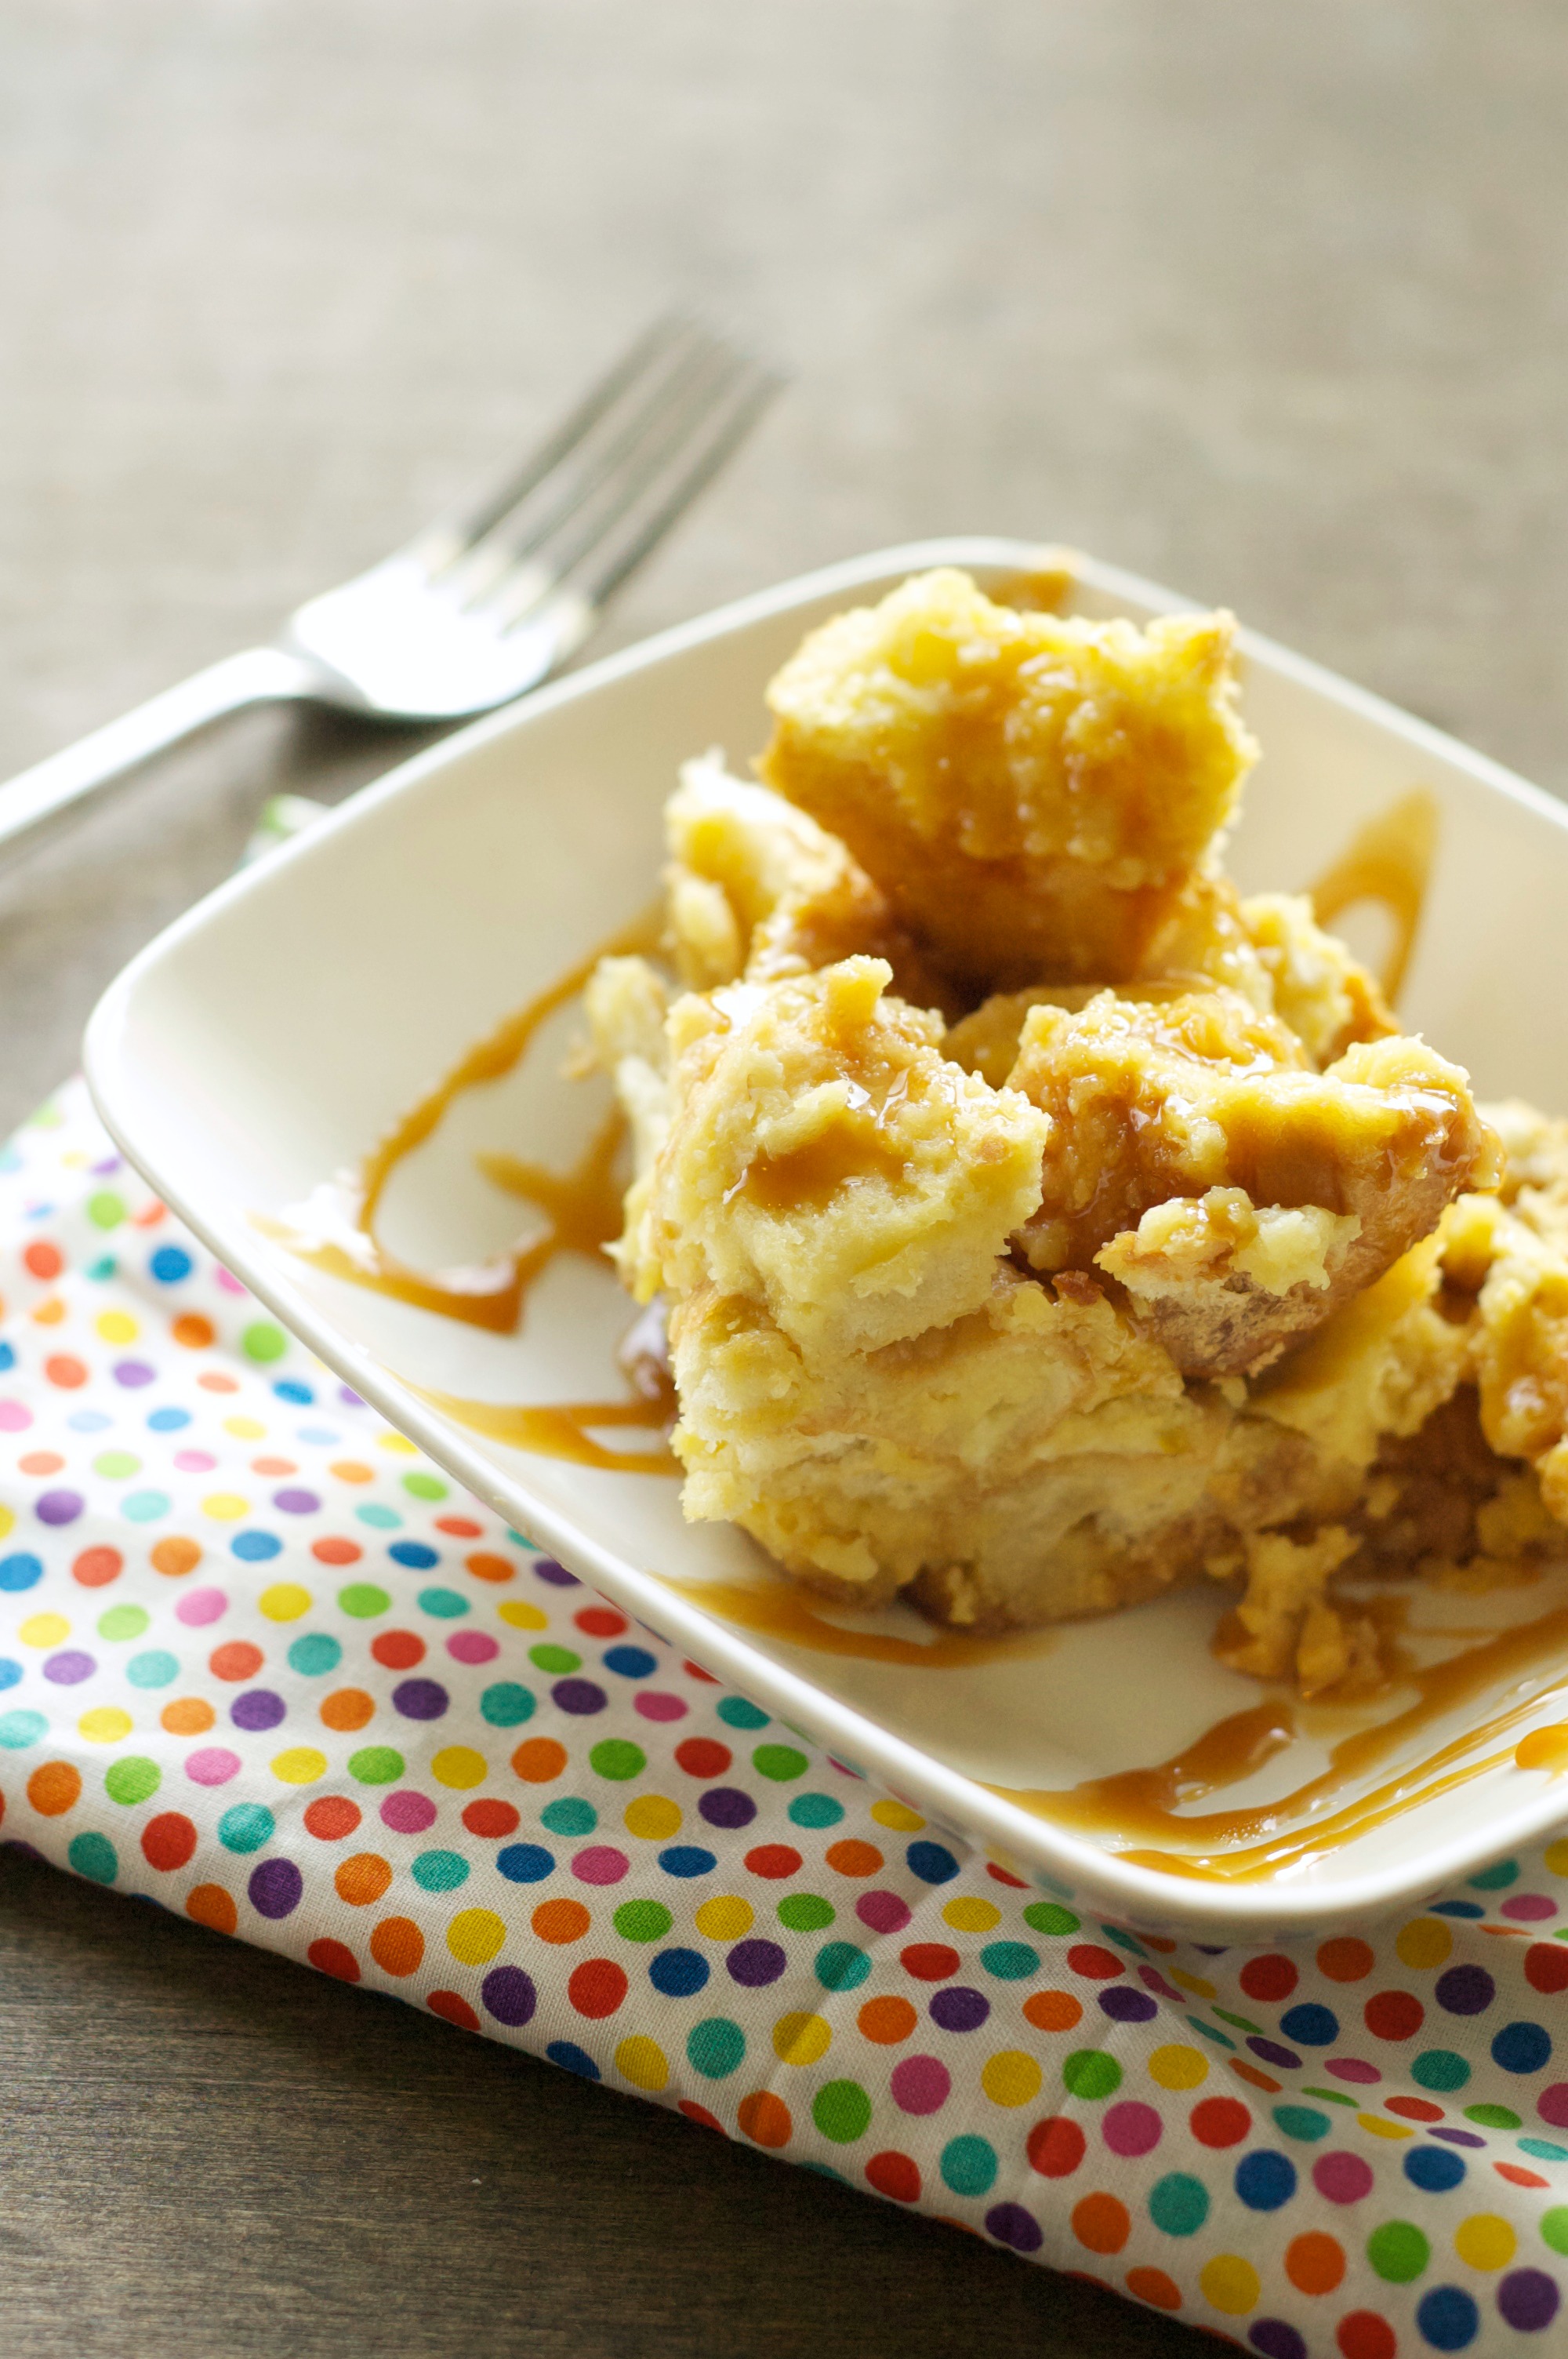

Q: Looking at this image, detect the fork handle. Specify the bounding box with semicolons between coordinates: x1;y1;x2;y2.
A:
0;645;316;877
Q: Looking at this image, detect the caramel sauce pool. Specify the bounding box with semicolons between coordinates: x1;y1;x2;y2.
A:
1309;786;1437;1005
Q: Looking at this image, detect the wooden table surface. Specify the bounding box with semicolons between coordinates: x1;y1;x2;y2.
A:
3;5;1567;2351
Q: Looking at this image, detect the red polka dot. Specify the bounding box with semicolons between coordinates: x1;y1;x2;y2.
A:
23;1241;62;1281
71;1546;122;1589
209;1641;263;1682
736;2089;793;2149
1240;1953;1298;2003
679;2099;724;2132
1495;2161;1550;2188
436;1517;484;1539
303;1795;361;1841
1526;1943;1568;1995
427;1990;480;2030
744;1845;802;1880
1363;1989;1423;2041
308;1939;361;1984
986;1863;1028;1888
899;1943;960;1982
682;1659;719;1683
865;2150;921;2204
674;1737;731;1779
1126;2266;1181;2312
140;1812;198;1871
575;1607;626;1637
312;1536;361;1565
462;1799;521;1838
1385;2095;1443;2122
1317;1937;1375;1983
1066;1943;1123;1979
1190;2096;1251;2147
44;1355;87;1389
1028;2116;1086;2177
568;1958;628;2019
370;1630;425;1671
1337;2314;1396;2359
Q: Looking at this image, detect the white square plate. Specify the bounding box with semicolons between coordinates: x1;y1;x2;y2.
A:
83;538;1568;1937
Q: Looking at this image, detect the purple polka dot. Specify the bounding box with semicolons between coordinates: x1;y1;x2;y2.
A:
634;1691;687;1722
570;1845;628;1885
856;1890;912;1936
185;1747;241;1787
1537;2085;1568;2130
699;1786;756;1830
248;1857;303;1919
338;1385;365;1407
984;2203;1042;2254
1436;1963;1495;2015
42;1650;94;1685
113;1361;155;1389
930;1986;989;2033
1101;1986;1159;2023
230;1689;285;1732
1103;2100;1163;2157
1325;2056;1381;2085
1497;2270;1560;2332
890;2055;950;2115
1429;2127;1487;2148
1501;1893;1558;1922
532;1558;579;1587
1247;2036;1301;2070
273;1488;321;1514
1312;2151;1374;2204
727;1939;786;1987
380;1790;438;1834
481;1965;537;2027
4;1838;45;1860
552;1678;605;1714
446;1632;499;1665
176;1588;227;1628
1248;2324;1306;2359
391;1678;448;1721
35;1491;82;1526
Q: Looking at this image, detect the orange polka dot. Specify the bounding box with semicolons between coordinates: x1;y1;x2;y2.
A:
1023;1988;1083;2033
369;1916;424;1976
465;1553;515;1583
23;1240;62;1281
858;1996;918;2045
160;1697;215;1736
321;1688;376;1732
31;1297;66;1326
335;1853;393;1906
824;1839;883;1877
532;1898;591;1944
1286;2232;1345;2296
43;1354;87;1388
19;1452;64;1477
1126;2267;1182;2312
171;1315;214;1349
151;1536;201;1576
27;1761;81;1816
1229;2059;1281;2093
197;1372;238;1392
737;2090;792;2148
1073;2192;1131;2254
186;1885;238;1936
330;1460;374;1485
251;1456;295;1478
312;1537;360;1566
1316;1936;1374;1983
209;1641;262;1682
512;1736;568;1783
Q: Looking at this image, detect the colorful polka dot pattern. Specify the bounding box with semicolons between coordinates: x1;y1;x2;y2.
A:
5;1086;1568;2355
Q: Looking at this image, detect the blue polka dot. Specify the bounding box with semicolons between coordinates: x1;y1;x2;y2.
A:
125;1650;180;1689
68;1831;118;1884
0;1659;20;1692
546;2041;601;2081
296;1427;339;1445
0;1709;46;1747
0;1342;13;1372
287;1633;342;1677
1405;2144;1466;2193
1279;2003;1338;2046
218;1804;275;1853
230;1529;282;1562
539;1798;596;1836
1491;2021;1552;2074
273;1380;314;1405
603;1645;656;1678
1414;2287;1478;2351
416;1587;468;1619
788;1793;844;1829
659;1845;717;1877
495;1844;555;1884
389;1541;438;1569
906;1840;960;1885
715;1697;769;1730
147;1405;191;1431
479;1682;535;1728
0;1554;43;1593
67;1410;111;1433
149;1245;193;1283
649;1947;710;1997
1430;1900;1486;1919
815;1942;871;1991
1234;2150;1297;2211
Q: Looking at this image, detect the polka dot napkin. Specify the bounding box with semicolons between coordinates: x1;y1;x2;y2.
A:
4;1077;1568;2359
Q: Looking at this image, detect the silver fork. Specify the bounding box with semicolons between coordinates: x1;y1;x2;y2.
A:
0;315;778;874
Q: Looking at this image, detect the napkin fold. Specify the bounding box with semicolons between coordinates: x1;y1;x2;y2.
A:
3;1074;1567;2359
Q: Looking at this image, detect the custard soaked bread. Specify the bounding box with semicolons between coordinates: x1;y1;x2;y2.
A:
586;567;1567;1697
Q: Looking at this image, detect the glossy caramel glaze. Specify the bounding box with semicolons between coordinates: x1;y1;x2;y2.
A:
1309;787;1438;1005
658;1576;1056;1667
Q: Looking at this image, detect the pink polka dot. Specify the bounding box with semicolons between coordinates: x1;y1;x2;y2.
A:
173;1450;217;1473
571;1845;630;1885
633;1691;688;1723
890;2055;951;2115
1102;2101;1162;2157
380;1790;438;1833
1325;2056;1381;2085
445;1632;499;1666
1138;1965;1184;2002
0;1400;32;1430
1537;2084;1568;2129
185;1747;241;1787
214;1267;247;1296
175;1587;228;1627
1501;1893;1558;1921
857;1890;913;1936
1312;2150;1374;2203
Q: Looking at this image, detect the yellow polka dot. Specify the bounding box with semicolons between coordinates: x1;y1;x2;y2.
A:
1200;2255;1259;2317
981;2049;1041;2107
615;2036;669;2091
222;1416;266;1441
1454;2214;1515;2271
378;1432;418;1454
498;1601;548;1631
445;1907;506;1965
695;1895;753;1940
624;1794;681;1841
20;1612;69;1648
79;1707;132;1743
430;1746;487;1790
772;2011;833;2066
1171;1968;1215;1999
0;1505;12;1540
1548;1836;1568;1878
942;1896;1001;1933
201;1492;249;1521
1395;1917;1453;1971
259;1583;312;1623
1148;2043;1209;2091
1356;2114;1413;2140
869;1799;925;1832
270;1747;328;1785
96;1310;139;1344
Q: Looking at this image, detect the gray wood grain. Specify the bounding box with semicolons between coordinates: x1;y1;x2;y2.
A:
1;4;1565;2350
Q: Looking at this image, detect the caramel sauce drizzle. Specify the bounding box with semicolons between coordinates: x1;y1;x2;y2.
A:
1308;786;1438;1004
657;1576;1057;1669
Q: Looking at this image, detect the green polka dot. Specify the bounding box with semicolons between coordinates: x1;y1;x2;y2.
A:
1301;2086;1359;2107
940;2135;997;2197
1465;2103;1523;2129
218;1804;274;1853
68;1832;117;1884
97;1605;149;1641
687;2017;745;2079
777;1893;835;1932
529;1643;581;1674
589;1739;645;1782
1411;2049;1471;2092
103;1757;161;1807
338;1584;390;1619
716;1696;769;1730
416;1587;468;1619
86;1190;126;1230
1022;1901;1080;1936
1541;2207;1568;2256
541;1797;595;1835
411;1850;469;1892
614;1899;673;1943
1212;2007;1262;2034
1468;1857;1519;1890
1272;2106;1330;2142
815;1941;871;1991
401;1472;448;1499
1062;2048;1122;2101
1148;2173;1209;2236
478;1682;535;1728
979;1941;1039;1980
1187;2016;1235;2048
811;2079;872;2145
93;1451;140;1480
752;1743;808;1782
1367;2221;1430;2284
347;1747;405;1785
241;1321;289;1363
86;1255;116;1281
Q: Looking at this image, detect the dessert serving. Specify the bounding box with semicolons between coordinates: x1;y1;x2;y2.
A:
585;567;1568;1699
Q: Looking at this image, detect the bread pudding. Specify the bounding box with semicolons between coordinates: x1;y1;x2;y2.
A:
585;566;1568;1697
